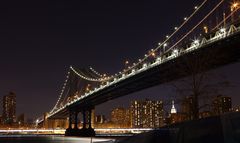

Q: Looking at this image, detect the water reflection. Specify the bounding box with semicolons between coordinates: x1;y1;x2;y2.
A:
0;135;115;143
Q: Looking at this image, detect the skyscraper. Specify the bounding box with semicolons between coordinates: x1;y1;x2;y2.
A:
131;99;164;128
170;100;177;114
2;92;16;124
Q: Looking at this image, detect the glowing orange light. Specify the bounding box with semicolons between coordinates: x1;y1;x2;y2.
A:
203;26;208;33
233;2;239;8
231;1;239;11
151;52;156;57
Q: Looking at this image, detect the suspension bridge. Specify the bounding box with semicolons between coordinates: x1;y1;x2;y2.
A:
38;0;240;136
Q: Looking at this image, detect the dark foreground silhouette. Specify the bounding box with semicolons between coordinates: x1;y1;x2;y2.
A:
115;112;240;143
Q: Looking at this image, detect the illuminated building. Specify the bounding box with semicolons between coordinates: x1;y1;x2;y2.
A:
131;99;164;128
111;107;131;128
111;107;125;124
2;92;16;124
212;95;232;115
95;115;106;124
181;96;194;120
170;100;177;114
199;111;211;119
167;100;185;124
234;106;240;112
43;112;68;129
169;113;186;124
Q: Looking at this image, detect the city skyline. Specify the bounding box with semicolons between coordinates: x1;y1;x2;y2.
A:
0;0;240;120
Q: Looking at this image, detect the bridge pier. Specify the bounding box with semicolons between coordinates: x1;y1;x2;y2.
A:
78;108;95;137
65;108;95;137
86;108;95;136
65;111;81;136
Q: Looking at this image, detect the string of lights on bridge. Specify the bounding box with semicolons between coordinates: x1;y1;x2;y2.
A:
46;0;240;119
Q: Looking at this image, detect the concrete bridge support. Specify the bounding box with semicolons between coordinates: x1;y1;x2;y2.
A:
65;108;95;137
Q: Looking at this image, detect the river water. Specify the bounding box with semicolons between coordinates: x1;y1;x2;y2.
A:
0;135;116;143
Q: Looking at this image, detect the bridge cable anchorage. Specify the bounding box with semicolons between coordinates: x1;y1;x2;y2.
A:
117;0;209;74
164;0;225;54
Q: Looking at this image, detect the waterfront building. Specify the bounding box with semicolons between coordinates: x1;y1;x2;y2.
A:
2;92;16;124
111;107;131;128
131;99;164;128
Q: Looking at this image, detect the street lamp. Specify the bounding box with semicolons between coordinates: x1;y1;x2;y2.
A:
151;52;156;57
163;43;167;53
231;2;239;11
203;26;208;34
231;1;239;22
36;119;39;128
124;60;129;69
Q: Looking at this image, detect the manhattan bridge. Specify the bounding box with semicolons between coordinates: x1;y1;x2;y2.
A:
38;0;240;137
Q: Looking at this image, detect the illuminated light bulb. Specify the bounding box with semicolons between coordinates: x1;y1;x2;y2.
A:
163;43;167;47
232;2;239;9
166;35;169;38
151;52;156;57
184;17;188;21
194;6;198;9
220;28;226;33
173;49;178;55
158;42;161;46
194;39;200;44
174;27;178;30
203;26;208;34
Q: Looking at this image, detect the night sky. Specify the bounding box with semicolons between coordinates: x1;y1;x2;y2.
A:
0;0;239;120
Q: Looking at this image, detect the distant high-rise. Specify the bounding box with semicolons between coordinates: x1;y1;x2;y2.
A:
170;100;177;114
111;107;131;128
212;95;232;115
111;107;126;124
181;96;194;120
131;99;164;128
2;92;16;124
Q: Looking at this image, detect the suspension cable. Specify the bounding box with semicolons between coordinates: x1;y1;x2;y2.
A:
165;0;225;53
120;0;209;74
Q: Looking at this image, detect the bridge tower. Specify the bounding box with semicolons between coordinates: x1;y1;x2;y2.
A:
65;107;95;137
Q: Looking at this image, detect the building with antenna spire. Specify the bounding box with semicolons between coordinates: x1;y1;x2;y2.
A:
170;100;177;114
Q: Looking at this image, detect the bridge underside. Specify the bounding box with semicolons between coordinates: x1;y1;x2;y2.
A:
49;31;240;119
